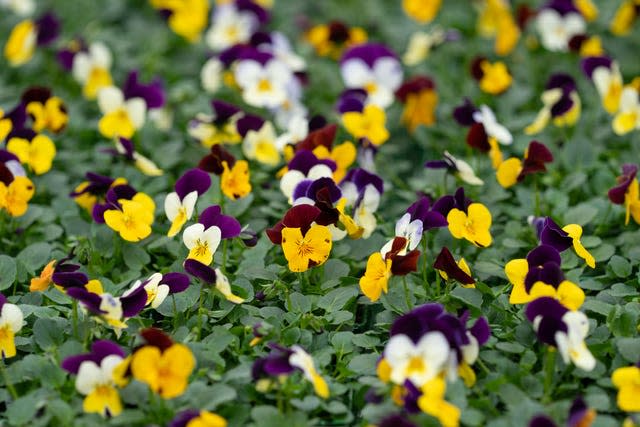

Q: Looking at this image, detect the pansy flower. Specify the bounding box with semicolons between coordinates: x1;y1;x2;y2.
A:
19;86;68;133
438;189;492;247
528;397;596;427
506;244;585;309
0;293;24;358
536;0;586;52
251;31;306;74
525;297;596;371
0;150;35;217
453;100;512;159
3;12;59;66
279;150;335;203
165;168;212;237
612;85;640;135
339;167;383;238
477;0;520;55
188;100;244;147
434;247;475;288
65;41;114;100
395;76;438;133
608;163;640;225
169;410;227;427
150;0;209;42
305;20;367;59
470;57;512;95
535;217;595;268
612;361;640;412
402;0;442;23
183;205;241;265
123;70;165;113
205;0;266;51
342;104;390;146
234;51;292;109
123;272;190;309
403;28;457;66
104;137;163;176
340;43;403;108
199;145;252;200
29;259;57;292
242;120;282;166
6;128;56;175
525;73;581;135
67;285;147;333
70;172;127;213
610;0;640;36
97;86;146;139
425;151;484;186
266;204;332;272
252;343;329;398
61;340;126;417
496;140;553;188
184;259;245;303
0;0;35;16
128;329;196;399
102;188;156;242
582;56;623;114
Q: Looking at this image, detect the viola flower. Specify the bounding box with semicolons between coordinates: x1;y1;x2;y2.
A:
200;56;224;94
536;1;586;51
359;252;393;302
61;340;126;417
536;217;595;268
340;43;403;108
107;137;163;176
67;285;147;333
470;57;512;95
97;86;146;139
582;56;623;114
305;20;367;59
477;0;520;55
123;70;165;112
4;12;59;66
425;151;484;186
20;86;68;133
528;397;596;427
205;2;264;51
242;121;281;166
183;205;241;265
150;0;209;42
403;28;456;66
0;0;35;16
506;244;585;309
6;131;56;175
123;272;190;309
610;1;640;36
434;247;475;288
68;41;114;100
70;172;127;213
0;293;24;358
496;140;553;188
234;52;292;109
525;297;596;371
612;86;640;135
0;151;35;217
402;0;442;23
29;259;56;292
169;410;227;427
612;362;640;412
395;76;438;133
252;343;329;398
165;169;212;237
447;201;492;247
609;163;640;225
525;73;581;135
279;150;335;203
183;259;245;303
471;104;513;146
130;333;196;399
103;191;156;242
339;168;384;238
189;100;244;148
342;104;390;146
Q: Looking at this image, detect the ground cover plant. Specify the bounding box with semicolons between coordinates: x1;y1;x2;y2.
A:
0;0;639;426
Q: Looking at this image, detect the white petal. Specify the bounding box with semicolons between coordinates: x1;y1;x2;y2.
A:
367;88;394;109
75;361;102;395
164;192;181;221
416;331;450;369
341;59;372;88
72;53;91;82
280;170;305;200
554;331;571;364
384;334;416;367
619;87;639;112
100;354;124;379
292;196;315;205
395;213;411;236
125;98;147;129
183;223;205;249
462;333;479;365
182;191;198;220
145;272;163;290
90;42;112;69
234;60;263;88
361;185;381;212
307;164;333;180
406;219;424;251
266;60;293;86
1;303;23;333
379;238;395;258
97;86;124;113
201;58;223;93
133;152;162;176
452;156;484;185
373;57;403;91
151;284;170;309
340;182;358;206
564;13;586;37
203;226;222;253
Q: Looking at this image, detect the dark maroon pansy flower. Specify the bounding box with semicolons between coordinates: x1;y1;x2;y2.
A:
453;98;479;126
140;328;174;351
198;145;236;175
608;163;638;204
520;141;553;179
433;247;475;285
35;13;60;46
379;414;418;427
295;123;336;152
395;75;435;102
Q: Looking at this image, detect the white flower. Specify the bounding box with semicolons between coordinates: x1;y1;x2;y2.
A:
214;268;244;304
536;9;585;52
341;57;403;108
289;346;329;398
205;5;257;51
555;311;596;371
473;105;512;145
72;42;112;84
164;190;198;237
612;86;640;135
444;151;484;186
235;59;293;108
183;223;222;265
242;121;281;166
201;57;223;93
384;332;450;387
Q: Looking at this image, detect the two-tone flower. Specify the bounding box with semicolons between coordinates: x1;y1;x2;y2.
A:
496;140;553;188
525;297;596;371
183;205;241;265
0;150;35;217
205;0;266;51
164;168;212;237
582;56;623;114
470;56;512;95
425;151;484;186
536;0;586;51
434;247;475;288
305;20;367;59
150;0;209;42
525;73;581;135
17;86;68;134
97;185;155;242
70;172;127;213
188;100;244;147
97;86;146;139
123;272;190;309
395;76;438;133
528;397;596;427
534;216;595;267
339;168;384;238
184;259;245;303
4;12;59;66
608;163;640;225
0;293;24;358
234;50;292;109
169;410;227;427
61;41;114;100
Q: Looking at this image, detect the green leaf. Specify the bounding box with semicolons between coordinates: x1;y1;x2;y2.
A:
289;292;311;313
323;259;350;280
6;390;46;426
331;331;355;354
0;255;17;291
317;287;358;312
16;242;51;274
563;204;598;225
32;317;66;350
347;354;378;375
450;287;483;309
609;255;632;278
121;243;151;271
616;338;640;362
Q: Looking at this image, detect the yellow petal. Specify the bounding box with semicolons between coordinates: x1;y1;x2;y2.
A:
556;281;585;310
131;346;162;393
0;326;16;358
29;134;56;175
496;157;522;188
562;224;595;268
83;385;122;416
98;109;135;139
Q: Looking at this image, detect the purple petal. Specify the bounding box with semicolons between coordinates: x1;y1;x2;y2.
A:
120;285;147;317
162;272;190;293
581;56;612;80
183;259;217;284
67;288;103;314
292;179;313;201
609;164;638;205
545;73;576;93
236;114;265;137
199;206;241;238
91;339;126;360
123;70;165;109
539;218;572;252
527;245;562;267
340;43;398;67
288;150;322;175
306;177;341;203
61;354;95;374
169;410;200;427
453;98;478;126
35;13;60;46
525;297;568;322
528;415;557;427
175;168;212;199
212;100;242;123
470;317;491;345
422;211;448;230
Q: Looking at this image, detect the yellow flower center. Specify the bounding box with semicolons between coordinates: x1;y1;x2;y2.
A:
225;25;239;40
406;356;426;375
193;239;210;257
364;82;378;94
257;79;272;92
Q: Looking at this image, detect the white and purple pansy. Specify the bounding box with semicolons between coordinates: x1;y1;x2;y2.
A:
205;0;268;52
164;168;212;237
280;150;336;203
103;137;163;176
536;0;586;52
123;272;190;309
425;151;484;186
340;168;383;238
340;43;403;108
233;49;293;109
525;297;596;371
183;259;245;303
182;205;242;266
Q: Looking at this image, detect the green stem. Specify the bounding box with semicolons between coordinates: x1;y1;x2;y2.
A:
221;239;228;274
402;277;413;309
534;175;541;217
542;349;556;403
172;295;178;331
434;270;442;298
72;300;79;341
197;282;205;340
0;360;17;399
421;237;428;292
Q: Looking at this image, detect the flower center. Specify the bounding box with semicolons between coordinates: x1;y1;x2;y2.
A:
257;78;272;92
193;239;210;257
364;82;378;94
406;356;426;375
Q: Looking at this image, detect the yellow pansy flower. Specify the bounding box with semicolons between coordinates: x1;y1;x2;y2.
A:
0;176;35;217
104;193;155;242
281;224;332;272
342;105;389;146
130;343;195;399
221;160;251;200
7;134;56;175
359;252;392;302
4;20;36;66
447;203;492;247
612;365;640;412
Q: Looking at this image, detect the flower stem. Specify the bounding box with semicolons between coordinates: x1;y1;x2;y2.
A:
542;349;556;403
197;282;205;340
71;299;79;341
0;359;17;399
534;175;541;217
402;277;413;310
